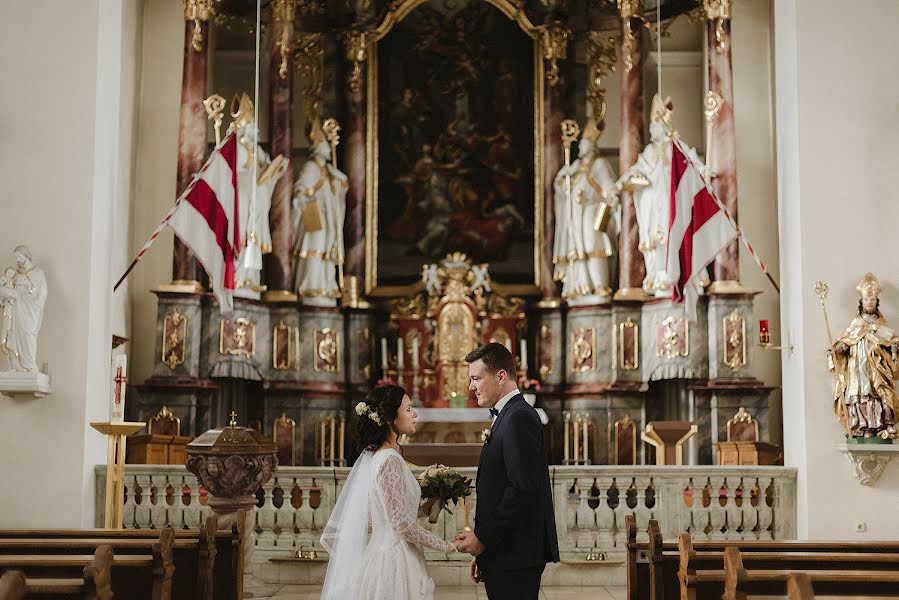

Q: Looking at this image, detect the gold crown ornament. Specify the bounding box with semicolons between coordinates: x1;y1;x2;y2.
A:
580;117;603;143
230;92;255;129
856;272;881;300
308;117;327;145
650;93;674;127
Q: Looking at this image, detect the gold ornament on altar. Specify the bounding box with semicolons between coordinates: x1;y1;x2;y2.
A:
184;0;215;53
540;22;570;87
617;0;645;74
342;30;369;94
701;0;732;53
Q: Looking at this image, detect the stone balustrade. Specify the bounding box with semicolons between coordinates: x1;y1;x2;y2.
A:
96;464;796;583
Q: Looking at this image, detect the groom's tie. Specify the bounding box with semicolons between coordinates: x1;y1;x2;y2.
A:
489;407;499;417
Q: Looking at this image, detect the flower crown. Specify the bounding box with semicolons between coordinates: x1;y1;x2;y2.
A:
355;401;382;425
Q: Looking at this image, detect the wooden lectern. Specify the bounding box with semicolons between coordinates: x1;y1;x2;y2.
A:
641;421;697;466
91;421;145;528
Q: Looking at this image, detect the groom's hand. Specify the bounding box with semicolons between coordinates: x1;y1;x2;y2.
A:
469;558;482;584
453;530;485;556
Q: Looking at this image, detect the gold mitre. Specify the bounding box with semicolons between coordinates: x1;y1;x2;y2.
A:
308;117;327;145
581;117;603;143
856;272;881;299
650;93;674;126
230;92;255;128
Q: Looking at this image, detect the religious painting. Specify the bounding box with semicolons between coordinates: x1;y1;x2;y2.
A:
367;0;542;295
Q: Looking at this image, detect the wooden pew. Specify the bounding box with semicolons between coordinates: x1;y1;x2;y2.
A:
723;546;899;599
627;517;899;600
0;511;243;600
0;545;114;600
787;572;814;600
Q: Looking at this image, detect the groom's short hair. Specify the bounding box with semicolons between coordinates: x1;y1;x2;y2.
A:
465;342;516;377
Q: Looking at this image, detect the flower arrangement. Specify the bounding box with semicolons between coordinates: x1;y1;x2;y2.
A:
418;464;473;523
480;428;491;444
354;401;382;425
518;377;542;392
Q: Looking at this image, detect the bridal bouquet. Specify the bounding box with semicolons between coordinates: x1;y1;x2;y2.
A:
418;464;473;524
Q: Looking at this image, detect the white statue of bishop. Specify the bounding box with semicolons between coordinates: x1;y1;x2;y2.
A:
0;246;48;373
617;95;709;297
552;117;619;306
229;93;288;300
292;118;348;306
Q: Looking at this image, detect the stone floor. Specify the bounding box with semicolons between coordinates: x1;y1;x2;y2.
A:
259;585;626;599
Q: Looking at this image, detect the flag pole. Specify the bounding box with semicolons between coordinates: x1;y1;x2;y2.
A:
672;136;780;295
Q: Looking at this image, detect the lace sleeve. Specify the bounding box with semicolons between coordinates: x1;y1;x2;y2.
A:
376;454;456;554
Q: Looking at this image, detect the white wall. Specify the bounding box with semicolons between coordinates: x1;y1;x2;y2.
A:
0;0;141;527
775;0;899;539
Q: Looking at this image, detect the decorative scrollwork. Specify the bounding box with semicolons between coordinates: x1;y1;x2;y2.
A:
540;22;570;87
723;309;746;371
162;310;187;370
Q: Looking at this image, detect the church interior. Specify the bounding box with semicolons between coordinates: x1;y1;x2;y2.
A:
0;0;898;598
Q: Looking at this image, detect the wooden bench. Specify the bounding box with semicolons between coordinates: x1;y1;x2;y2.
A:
723;546;899;599
626;516;899;600
0;510;246;600
0;545;113;600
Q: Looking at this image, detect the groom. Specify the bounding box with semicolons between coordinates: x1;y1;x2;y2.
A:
454;342;559;599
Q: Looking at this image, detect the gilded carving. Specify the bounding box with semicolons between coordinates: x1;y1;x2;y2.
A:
723;309;746;371
314;328;340;373
220;318;256;359
295;33;324;127
490;327;511;350
656;316;689;359
571;327;596;373
273;321;298;370
618;318;639;371
617;0;644;73
540;22;570;87
702;0;732;52
538;324;555;378
183;0;215;52
342;30;369;94
162;310;187;370
585;33;616;122
359;327;373;379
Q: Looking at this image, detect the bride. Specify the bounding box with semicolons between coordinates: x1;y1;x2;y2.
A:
320;384;464;599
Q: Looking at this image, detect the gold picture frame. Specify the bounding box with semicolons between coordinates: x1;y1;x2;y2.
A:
364;0;546;297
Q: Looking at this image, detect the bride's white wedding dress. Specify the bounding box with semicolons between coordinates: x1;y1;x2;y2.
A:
320;448;456;600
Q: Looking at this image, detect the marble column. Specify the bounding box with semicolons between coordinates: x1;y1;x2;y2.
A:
340;31;368;285
615;1;647;300
266;0;297;298
704;1;739;283
172;0;213;286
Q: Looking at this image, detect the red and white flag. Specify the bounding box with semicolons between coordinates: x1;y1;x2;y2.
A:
665;141;737;320
167;134;240;314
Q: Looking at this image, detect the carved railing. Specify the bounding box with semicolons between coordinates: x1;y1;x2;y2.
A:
96;465;796;563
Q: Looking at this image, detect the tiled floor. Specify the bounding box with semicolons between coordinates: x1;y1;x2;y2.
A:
260;584;626;599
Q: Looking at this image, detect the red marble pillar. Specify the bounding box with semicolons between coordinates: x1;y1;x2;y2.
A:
706;16;740;282
266;1;296;295
541;78;564;301
172;9;210;284
340;39;367;284
615;13;647;298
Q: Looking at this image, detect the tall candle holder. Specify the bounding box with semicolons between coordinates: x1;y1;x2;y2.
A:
317;411;346;467
562;411;592;465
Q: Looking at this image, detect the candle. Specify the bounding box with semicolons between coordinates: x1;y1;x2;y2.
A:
338;412;345;464
573;417;580;465
320;418;326;466
330;414;336;466
759;320;770;345
397;337;404;370
563;412;570;464
381;337;388;371
504;338;512;353
582;414;589;464
110;354;127;423
520;339;528;372
411;337;420;370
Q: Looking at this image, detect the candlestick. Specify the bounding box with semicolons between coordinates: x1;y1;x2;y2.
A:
563;411;570;464
411;337;420;370
329;414;336;466
380;337;388;372
504;338;512;353
397;337;404;370
582;412;589;464
520;339;528;373
759;319;770;345
338;411;345;465
320;418;326;466
573;416;580;465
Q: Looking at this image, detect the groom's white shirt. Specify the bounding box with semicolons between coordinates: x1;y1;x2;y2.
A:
491;388;521;423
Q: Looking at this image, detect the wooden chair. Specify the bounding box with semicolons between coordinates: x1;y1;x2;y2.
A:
128;407;192;465
611;415;637;465
273;413;296;467
717;408;781;466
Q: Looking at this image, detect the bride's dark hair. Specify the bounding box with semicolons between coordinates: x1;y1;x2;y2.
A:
355;384;407;453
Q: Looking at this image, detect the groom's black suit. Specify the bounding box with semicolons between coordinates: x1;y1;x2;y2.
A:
474;394;559;600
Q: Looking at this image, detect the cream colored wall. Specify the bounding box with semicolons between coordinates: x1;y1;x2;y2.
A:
776;0;899;538
0;0;141;527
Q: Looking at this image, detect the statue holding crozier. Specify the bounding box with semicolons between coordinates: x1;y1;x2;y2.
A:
829;273;899;441
291;117;348;306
